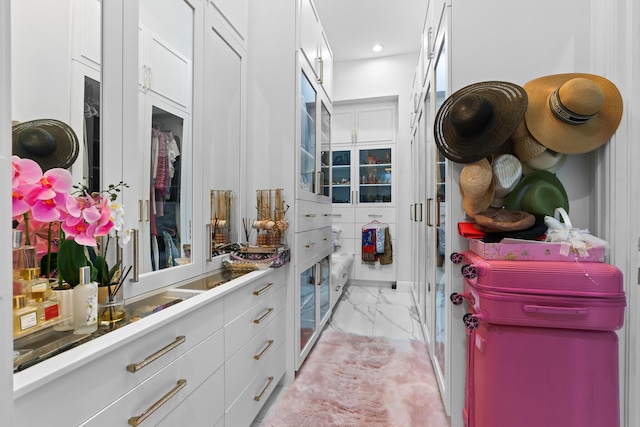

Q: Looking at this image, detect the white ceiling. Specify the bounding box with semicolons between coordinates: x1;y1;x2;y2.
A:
313;0;429;62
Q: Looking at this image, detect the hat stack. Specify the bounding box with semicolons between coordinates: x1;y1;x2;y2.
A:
434;73;623;234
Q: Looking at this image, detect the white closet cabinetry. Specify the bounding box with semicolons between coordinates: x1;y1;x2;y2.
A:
331;101;397;283
299;0;333;101
13;268;284;427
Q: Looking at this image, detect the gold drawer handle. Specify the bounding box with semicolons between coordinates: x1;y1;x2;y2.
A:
253;282;273;296
254;376;274;402
126;336;186;373
305;242;316;249
254;339;275;360
128;379;187;426
254;307;274;324
304;213;317;218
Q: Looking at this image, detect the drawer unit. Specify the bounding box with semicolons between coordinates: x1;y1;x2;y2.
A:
331;206;355;223
225;309;286;404
156;366;225;427
225;285;286;360
223;274;284;325
354;206;396;224
294;226;332;266
225;342;286;427
295;199;332;232
14;297;224;427
80;328;225;426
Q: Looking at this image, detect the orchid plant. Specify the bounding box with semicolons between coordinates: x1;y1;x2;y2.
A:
11;155;129;289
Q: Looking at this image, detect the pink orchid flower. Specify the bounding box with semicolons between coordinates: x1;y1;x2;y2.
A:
63;194;114;246
27;167;74;202
11;156;43;217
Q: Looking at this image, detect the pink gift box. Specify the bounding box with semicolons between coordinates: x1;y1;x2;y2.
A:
468;238;606;262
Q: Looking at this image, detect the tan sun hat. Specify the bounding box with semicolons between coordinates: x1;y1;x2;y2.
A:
509;119;547;161
460;158;495;217
523;73;623;154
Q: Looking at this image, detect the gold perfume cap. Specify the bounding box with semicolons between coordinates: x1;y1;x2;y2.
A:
13;295;26;310
20;267;41;281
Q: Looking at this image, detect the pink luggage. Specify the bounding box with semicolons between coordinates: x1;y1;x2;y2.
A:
450;250;626;427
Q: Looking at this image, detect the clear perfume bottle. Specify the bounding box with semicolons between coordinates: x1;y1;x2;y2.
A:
73;266;98;334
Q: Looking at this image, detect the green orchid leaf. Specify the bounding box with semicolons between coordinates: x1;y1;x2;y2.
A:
57;240;89;288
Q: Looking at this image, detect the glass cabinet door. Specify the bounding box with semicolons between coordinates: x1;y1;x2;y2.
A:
433;31;448;380
300;264;317;352
300;70;317;195
319;255;330;321
320;100;331;198
331;150;351;203
358;147;392;203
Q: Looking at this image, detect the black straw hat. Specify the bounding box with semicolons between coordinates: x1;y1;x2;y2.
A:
434;81;528;164
12;119;79;171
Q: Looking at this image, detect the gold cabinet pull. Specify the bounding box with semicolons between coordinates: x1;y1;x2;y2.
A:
128;379;187;426
426;198;433;227
305;242;316;249
254;307;274;324
126;336;186;373
304;213;317;218
254;376;274;402
254;339;275;360
253;282;273;296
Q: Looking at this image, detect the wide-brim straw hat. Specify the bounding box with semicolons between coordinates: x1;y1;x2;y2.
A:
434;81;528;164
509;119;547;161
12;119;79;170
523;73;623;154
504;170;569;217
460;158;495;217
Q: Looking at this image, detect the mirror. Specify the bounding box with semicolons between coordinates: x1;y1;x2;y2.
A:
11;0;102;189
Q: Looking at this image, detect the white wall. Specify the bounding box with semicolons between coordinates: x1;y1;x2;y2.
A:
332;52;416;285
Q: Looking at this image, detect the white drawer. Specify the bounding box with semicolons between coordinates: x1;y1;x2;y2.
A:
225;285;285;360
81;328;225;426
224;309;285;404
223;271;283;325
156;363;225;427
225;342;286;427
354;206;396;224
14;297;224;427
295;199;332;232
294;227;332;266
330;206;354;223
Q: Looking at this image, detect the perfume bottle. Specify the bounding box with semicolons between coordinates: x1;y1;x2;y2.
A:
31;288;60;323
73;266;98;334
13;295;39;337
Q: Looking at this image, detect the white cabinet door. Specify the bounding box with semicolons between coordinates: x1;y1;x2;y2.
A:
319;30;333;101
299;0;320;78
123;0;204;298
356;104;396;144
203;19;245;264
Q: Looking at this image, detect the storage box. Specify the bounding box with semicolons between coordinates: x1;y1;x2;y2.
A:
234;246;290;268
468;238;606;262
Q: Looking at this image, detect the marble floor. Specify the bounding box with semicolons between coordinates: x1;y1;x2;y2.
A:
324;283;425;342
253;283;425;426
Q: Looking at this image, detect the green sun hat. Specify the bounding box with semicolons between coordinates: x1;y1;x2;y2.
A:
503;170;568;217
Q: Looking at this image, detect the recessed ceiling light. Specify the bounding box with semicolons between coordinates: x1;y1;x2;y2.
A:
372;44;383;53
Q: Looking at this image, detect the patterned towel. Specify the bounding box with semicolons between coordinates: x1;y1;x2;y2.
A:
362;228;376;262
376;227;385;254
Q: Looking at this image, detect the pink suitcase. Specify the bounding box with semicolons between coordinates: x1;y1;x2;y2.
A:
450;250;626;427
450;250;626;332
463;322;620;427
